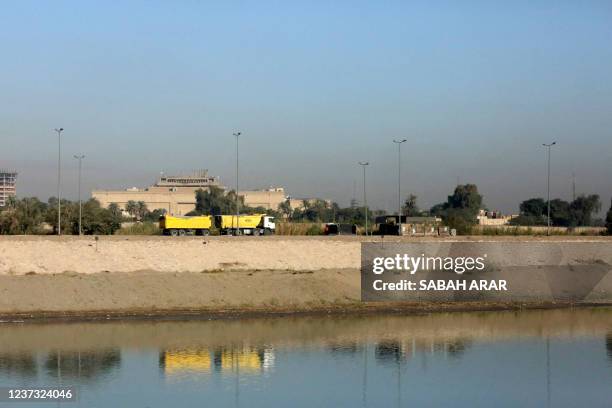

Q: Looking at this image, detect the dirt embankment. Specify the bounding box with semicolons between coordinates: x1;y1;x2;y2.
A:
2;235;609;275
0;236;611;319
0;236;361;275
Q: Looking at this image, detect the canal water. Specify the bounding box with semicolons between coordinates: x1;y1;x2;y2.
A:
0;308;610;407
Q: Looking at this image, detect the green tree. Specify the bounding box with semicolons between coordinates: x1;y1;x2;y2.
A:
193;186;240;216
143;208;166;222
291;199;336;223
402;194;420;216
510;198;548;226
549;199;571;227
108;203;123;219
427;184;483;234
429;203;447;218
73;199;122;235
45;198;77;234
0;197;48;234
444;208;475;235
278;199;293;219
125;200;138;219
520;198;547;218
136;201;148;221
569;194;601;226
447;184;482;217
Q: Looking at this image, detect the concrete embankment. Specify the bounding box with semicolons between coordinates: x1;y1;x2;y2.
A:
0;236;611;319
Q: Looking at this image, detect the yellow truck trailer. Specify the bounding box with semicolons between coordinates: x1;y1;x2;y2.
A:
214;214;275;235
160;215;213;236
160;214;275;236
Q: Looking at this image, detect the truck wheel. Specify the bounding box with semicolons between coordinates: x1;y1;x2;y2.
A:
201;229;210;236
179;229;186;236
170;229;178;237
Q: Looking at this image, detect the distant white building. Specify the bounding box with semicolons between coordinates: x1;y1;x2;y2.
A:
477;209;517;226
0;170;17;207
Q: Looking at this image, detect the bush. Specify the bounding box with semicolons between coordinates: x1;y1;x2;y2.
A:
276;222;323;235
444;209;475;235
115;222;161;235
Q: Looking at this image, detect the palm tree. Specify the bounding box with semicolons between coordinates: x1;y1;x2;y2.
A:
125;200;138;220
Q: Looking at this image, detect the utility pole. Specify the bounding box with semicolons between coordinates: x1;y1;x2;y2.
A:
572;172;576;201
393;139;406;235
74;155;85;235
233;132;241;235
54;128;64;235
543;142;556;236
358;162;369;236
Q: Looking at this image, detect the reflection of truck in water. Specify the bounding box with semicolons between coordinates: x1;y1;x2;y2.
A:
159;347;275;375
160;214;275;236
160;348;212;374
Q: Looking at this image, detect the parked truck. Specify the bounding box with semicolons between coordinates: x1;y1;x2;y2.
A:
160;214;275;236
215;214;275;236
160;215;213;236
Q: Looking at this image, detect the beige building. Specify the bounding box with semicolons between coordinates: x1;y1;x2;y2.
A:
477;209;518;226
92;171;289;216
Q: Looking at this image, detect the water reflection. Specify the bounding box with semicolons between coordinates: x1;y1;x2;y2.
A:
374;338;472;364
44;349;121;382
160;347;275;377
327;342;359;356
0;308;608;407
0;353;37;378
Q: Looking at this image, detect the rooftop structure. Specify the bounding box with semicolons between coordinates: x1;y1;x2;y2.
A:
0;170;17;207
156;170;220;188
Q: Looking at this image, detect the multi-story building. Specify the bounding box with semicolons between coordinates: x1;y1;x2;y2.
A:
0;170;17;207
92;170;290;215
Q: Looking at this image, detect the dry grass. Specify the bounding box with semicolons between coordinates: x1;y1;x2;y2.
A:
115;222;161;235
276;222;324;235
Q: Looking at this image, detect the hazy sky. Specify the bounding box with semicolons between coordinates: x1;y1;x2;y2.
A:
1;1;611;213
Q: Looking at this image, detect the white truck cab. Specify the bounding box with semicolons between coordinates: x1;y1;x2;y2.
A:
263;216;276;234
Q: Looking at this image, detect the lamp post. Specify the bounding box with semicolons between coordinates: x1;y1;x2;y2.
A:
542;142;556;236
393;139;406;235
233;132;241;235
74;154;85;235
358;161;369;236
54;128;64;235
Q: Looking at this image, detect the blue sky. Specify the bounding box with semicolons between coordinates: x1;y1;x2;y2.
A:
1;1;611;213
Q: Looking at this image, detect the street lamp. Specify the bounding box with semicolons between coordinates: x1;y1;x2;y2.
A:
54;128;64;235
74;154;85;235
358;161;369;236
233;132;241;235
393;139;407;235
542;142;556;236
